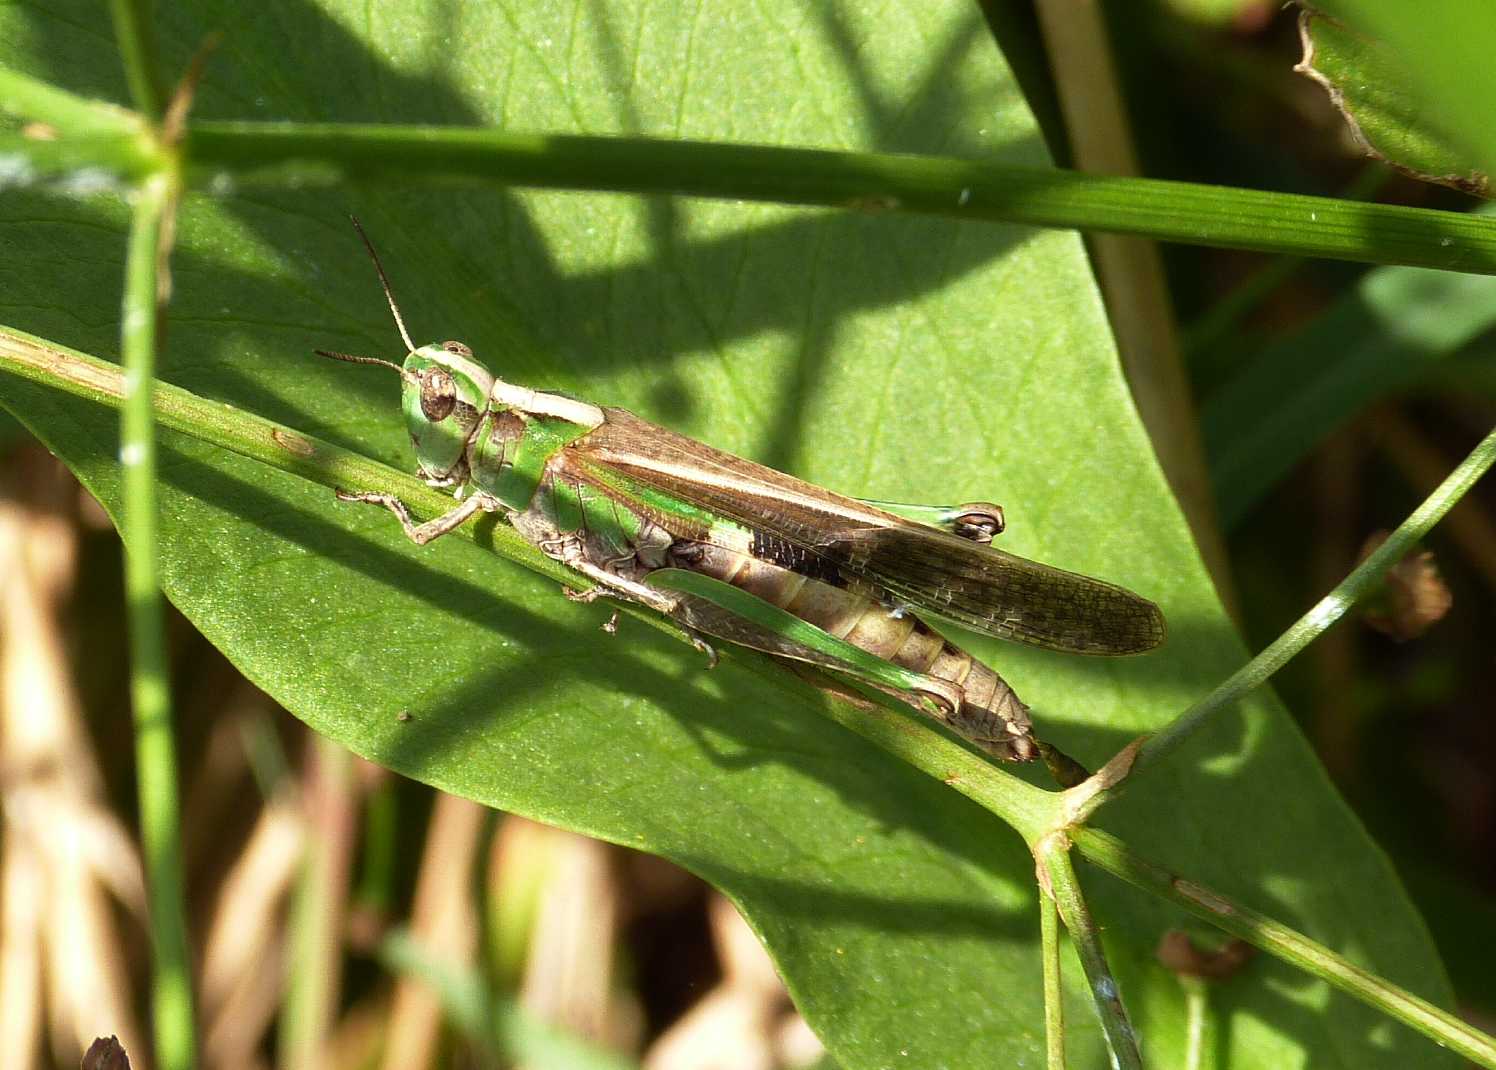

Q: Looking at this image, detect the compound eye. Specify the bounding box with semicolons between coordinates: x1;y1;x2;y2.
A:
442;340;473;358
952;502;1005;543
420;367;457;421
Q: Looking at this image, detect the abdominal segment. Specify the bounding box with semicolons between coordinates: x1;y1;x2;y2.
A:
667;540;1037;762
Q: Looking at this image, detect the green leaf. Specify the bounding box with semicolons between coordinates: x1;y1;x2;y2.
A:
0;2;1457;1066
1296;6;1489;196
1309;1;1496;179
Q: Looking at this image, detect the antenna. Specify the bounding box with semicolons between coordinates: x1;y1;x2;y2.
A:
314;348;417;384
349;215;416;354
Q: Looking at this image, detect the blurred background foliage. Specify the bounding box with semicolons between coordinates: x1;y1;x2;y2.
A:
2;0;1495;1067
1099;0;1496;1028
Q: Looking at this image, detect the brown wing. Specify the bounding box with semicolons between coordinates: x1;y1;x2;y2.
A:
568;408;1165;655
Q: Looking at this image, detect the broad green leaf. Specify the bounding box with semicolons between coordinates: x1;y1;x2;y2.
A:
1295;7;1489;196
1311;1;1496;179
0;2;1456;1066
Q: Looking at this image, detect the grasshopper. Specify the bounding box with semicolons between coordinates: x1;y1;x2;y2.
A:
323;222;1165;764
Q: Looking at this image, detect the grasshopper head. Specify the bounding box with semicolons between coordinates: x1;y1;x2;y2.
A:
323;220;499;483
401;340;495;483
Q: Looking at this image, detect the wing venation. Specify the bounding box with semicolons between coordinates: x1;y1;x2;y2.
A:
567;408;1164;655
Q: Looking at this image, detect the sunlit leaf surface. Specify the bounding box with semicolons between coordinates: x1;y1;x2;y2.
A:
0;2;1456;1065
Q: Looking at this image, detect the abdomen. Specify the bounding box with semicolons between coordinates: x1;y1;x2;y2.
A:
667;540;1036;762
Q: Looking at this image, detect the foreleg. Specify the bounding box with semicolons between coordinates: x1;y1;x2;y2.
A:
336;489;493;545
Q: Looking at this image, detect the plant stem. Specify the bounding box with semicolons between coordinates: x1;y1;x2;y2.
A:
121;175;197;1070
182;122;1496;275
1040;887;1065;1070
1038;838;1139;1070
1071;420;1496;823
0;65;144;136
1181;978;1207;1070
0;325;589;591
108;0;166;120
1073;827;1496;1069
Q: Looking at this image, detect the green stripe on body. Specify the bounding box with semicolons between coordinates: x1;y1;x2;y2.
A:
482;414;593;511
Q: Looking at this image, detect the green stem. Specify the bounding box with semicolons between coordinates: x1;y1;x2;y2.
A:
0;66;144;136
0;326;588;592
0;130;161;189
121;176;197;1070
182;122;1496;275
1073;827;1496;1069
108;0;166;120
1040;887;1065;1070
1181;978;1207;1070
1038;838;1139;1070
0;67;161;186
1072;421;1496;823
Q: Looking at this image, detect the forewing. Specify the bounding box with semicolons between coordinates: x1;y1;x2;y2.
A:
570;409;1165;655
835;524;1165;654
